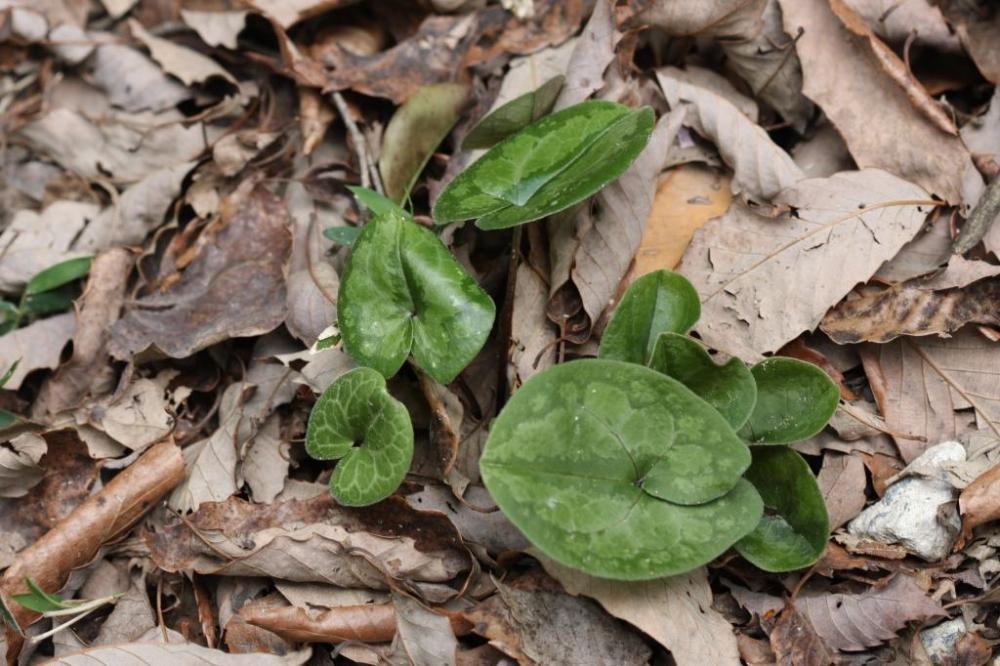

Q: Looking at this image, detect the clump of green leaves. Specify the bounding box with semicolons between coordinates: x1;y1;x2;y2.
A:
481;270;838;578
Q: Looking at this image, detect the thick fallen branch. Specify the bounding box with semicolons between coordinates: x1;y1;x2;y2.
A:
1;440;184;663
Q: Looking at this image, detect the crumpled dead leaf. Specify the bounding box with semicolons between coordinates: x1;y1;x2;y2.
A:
0;433;46;499
537;555;742;665
146;495;470;589
794;575;944;652
817;451;868;530
0;312;76;390
958;463;1000;547
0;200;97;292
779;0;976;203
111;186;291;360
129;19;237;87
48;638;311;665
680;169;931;359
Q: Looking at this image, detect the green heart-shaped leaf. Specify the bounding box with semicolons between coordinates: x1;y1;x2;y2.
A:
740;357;839;445
600;270;701;365
481;358;761;580
337;203;495;384
648;333;756;430
434;100;655;230
461;75;565;150
735;446;829;572
306;367;414;506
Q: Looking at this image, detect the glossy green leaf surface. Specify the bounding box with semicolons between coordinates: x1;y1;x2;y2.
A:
736;446;829;572
481;359;761;580
379;83;467;203
323;226;361;247
434;101;655;229
740;357;839;445
25;256;91;296
306;367;414;506
337;206;495;384
23;289;75;317
461;75;565;150
648;333;756;430
600;270;701;365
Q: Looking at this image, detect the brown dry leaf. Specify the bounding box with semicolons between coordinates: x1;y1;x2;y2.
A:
631;0;812;129
817;452;868;529
538;555;741;664
628;164;732;278
84;43;193;113
841;0;960;52
242;414;289;504
19;108;209;184
285;182;338;345
680;169;931;359
508;249;556;388
1;441;183;657
249;0;353;28
794;575;944;652
822;277;1000;344
129;20;236;86
923;256;1000;290
170;360;299;512
0;201;98;292
146;495;470;589
48;640;311;665
390;592;460;666
0;312;75;391
958;464;1000;547
829;0;956;135
32;248;134;418
547;110;683;339
657;67;804;201
241;601;398;643
936;1;1000;84
779;0;976;203
791;123;855;178
552;0;619;110
0;434;46;499
875;212;953;284
463;574;652;666
93;574;157;646
111;186;291;360
181;9;248;49
863;330;1000;462
770;605;835;666
213;131;281;177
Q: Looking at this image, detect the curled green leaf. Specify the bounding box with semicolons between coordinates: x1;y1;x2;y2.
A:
740;357;840;445
648;332;756;430
481;359;760;580
461;75;565;150
600;270;701;365
736;446;829;572
434;100;655;229
306;367;414;506
337;204;495;384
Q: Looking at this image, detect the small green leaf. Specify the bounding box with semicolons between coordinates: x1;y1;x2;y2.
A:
740;357;839;445
648;333;756;429
0;592;24;636
338;207;495;384
0;410;17;429
25;257;91;296
599;270;701;365
736;446;829;572
11;578;76;613
323;226;362;247
23;289;75;317
347;185;410;219
461;75;565;150
481;359;761;580
0;360;20;389
306;367;414;506
434;100;655;230
379;83;468;203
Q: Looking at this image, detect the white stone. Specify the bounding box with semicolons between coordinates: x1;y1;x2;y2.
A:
847;442;964;561
920;618;966;665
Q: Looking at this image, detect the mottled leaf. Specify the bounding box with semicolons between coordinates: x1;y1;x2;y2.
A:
741;358;839;445
481;359;760;580
338;204;495;384
462;75;565;150
649;332;756;430
306;368;414;506
599;270;701;365
434;101;654;229
736;446;829;572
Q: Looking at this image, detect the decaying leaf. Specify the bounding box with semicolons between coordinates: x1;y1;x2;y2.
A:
681;169;931;359
779;0;976;203
48;639;311;665
822;277;1000;344
864;330;1000;462
0;312;76;390
770;605;835;666
111;186;291;360
0;201;97;292
390;592;460;666
817;451;868;529
129;20;237;86
0;434;46;499
794;575;944;651
958;463;1000;547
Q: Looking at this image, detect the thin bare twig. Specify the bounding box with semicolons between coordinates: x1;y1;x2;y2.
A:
330;91;384;194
